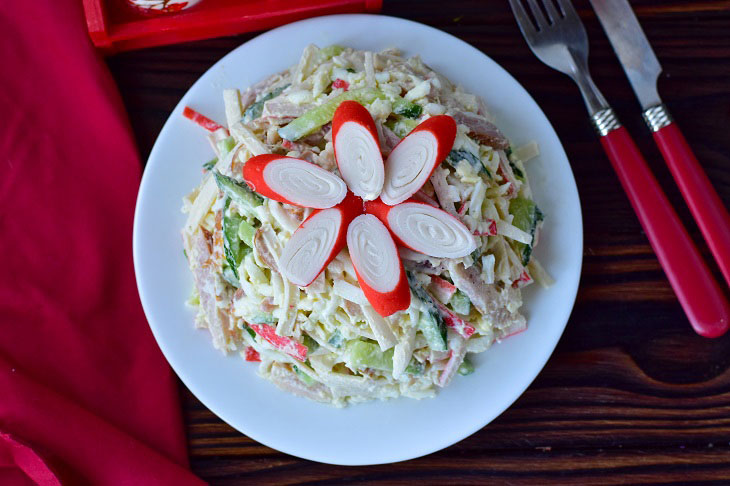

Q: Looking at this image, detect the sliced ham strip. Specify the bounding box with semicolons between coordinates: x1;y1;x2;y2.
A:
451;110;510;150
279;192;362;286
243;154;347;209
346;214;410;317
381;115;456;206
365;198;476;258
332;101;384;201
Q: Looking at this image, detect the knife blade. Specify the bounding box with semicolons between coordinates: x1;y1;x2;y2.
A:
589;0;662;110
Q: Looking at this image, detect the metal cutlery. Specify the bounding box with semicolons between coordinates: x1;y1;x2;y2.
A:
590;0;730;290
507;0;729;337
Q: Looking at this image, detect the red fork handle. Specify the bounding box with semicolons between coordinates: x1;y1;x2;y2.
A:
651;120;730;289
599;125;729;338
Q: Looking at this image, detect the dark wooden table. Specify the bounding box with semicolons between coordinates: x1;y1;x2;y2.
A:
108;0;730;483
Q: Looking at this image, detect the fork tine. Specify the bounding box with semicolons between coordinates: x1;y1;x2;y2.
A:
540;0;561;23
508;0;538;36
554;0;579;20
525;0;549;29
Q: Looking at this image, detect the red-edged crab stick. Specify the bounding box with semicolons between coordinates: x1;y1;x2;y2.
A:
346;214;411;317
332;101;384;201
381;115;457;205
183;106;225;132
365;198;477;258
243;154;347;209
248;322;307;361
279;192;363;287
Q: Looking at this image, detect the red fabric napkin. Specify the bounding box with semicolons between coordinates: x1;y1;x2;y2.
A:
0;1;205;484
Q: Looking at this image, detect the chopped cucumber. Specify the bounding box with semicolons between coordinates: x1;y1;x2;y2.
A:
279;88;423;141
202;157;217;171
327;329;344;349
216;136;237;156
242;84;289;123
237;220;256;248
449;289;471;315
509;160;525;181
385;117;419;138
278;88;382;141
318;44;344;60
417;310;447;352
346;340;394;371
406;271;447;351
222;199;247;281
447;149;490;177
293;365;316;386
392;99;422;119
214;171;264;213
405;359;425;375
249;314;277;324
221;265;240;288
242;323;256;339
509;197;544;265
302;334;319;353
457;357;475;376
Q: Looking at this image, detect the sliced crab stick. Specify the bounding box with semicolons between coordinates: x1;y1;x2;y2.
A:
346;214;411;317
433;300;476;338
183;106;225;132
332;101;384;201
280;192;363;286
381;115;456;206
248;322;307;361
243;154;347;208
365;198;477;258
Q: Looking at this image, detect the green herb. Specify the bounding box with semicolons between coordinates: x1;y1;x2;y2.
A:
243;323;256;339
202;158;217;171
392;99;422;119
346;67;356;73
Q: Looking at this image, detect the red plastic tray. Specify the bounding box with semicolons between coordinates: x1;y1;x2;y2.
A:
82;0;382;54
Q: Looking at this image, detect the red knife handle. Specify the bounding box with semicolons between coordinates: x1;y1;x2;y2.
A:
643;104;730;290
592;108;729;337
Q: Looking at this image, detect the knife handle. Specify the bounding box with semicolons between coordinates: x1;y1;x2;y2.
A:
643;104;730;289
592;108;729;338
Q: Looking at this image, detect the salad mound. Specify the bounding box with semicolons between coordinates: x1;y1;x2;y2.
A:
181;45;552;406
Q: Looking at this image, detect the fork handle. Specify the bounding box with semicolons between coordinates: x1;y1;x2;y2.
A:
592;109;729;338
643;104;730;289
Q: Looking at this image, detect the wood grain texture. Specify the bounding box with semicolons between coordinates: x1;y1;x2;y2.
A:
107;0;730;483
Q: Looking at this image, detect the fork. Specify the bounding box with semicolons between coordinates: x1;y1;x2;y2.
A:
508;0;729;337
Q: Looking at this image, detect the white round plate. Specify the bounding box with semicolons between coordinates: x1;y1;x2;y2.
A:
133;14;583;465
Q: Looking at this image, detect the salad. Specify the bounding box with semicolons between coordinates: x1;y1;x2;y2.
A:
181;45;552;406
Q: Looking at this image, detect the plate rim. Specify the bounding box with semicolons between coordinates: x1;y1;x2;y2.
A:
133;13;583;466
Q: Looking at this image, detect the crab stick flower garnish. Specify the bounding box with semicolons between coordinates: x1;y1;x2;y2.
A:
347;214;411;316
243;154;347;209
256;101;471;317
279;192;362;287
380;115;456;206
332;100;384;201
364;198;477;258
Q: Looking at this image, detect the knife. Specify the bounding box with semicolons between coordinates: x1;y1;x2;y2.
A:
590;0;730;290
